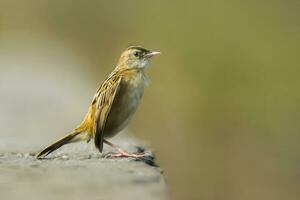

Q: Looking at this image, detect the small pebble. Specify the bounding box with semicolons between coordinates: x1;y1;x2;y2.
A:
29;153;36;157
61;155;69;160
24;153;31;158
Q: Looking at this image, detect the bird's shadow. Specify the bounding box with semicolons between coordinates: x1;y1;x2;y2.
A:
133;146;158;167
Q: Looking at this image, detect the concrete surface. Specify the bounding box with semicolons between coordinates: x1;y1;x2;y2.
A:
0;135;167;200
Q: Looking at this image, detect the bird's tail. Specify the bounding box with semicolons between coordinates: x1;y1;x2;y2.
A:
36;128;85;159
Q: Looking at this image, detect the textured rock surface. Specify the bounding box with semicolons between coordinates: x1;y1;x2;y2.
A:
0;135;167;200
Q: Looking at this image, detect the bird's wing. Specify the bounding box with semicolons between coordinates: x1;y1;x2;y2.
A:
93;72;122;152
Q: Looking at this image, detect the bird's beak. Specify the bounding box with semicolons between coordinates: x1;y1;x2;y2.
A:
145;51;161;58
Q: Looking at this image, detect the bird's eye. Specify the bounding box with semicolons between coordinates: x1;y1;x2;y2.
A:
134;51;140;57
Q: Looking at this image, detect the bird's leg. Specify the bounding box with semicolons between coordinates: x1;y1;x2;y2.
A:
103;139;144;158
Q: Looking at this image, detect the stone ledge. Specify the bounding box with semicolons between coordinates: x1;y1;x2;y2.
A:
0;135;167;200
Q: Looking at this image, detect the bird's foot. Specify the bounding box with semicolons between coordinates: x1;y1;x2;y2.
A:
103;148;145;158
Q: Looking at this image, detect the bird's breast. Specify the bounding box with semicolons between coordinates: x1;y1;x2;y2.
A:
103;75;145;138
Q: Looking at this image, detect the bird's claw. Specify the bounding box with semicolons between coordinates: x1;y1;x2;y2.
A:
102;150;145;159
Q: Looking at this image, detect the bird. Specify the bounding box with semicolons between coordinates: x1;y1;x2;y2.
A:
36;46;160;159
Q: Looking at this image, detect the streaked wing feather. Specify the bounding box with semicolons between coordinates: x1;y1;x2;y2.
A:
93;74;122;152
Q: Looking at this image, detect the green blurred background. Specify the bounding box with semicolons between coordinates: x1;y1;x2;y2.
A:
1;0;300;199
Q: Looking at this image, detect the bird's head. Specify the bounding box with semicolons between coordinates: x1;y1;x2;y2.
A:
116;46;160;70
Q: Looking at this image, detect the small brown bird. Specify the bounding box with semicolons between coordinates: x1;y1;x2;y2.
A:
36;46;160;159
